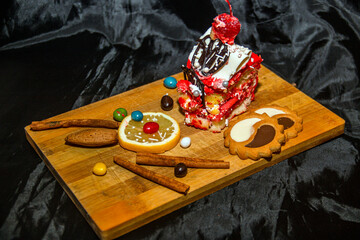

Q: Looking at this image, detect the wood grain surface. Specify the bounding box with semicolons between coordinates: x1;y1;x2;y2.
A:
25;66;345;239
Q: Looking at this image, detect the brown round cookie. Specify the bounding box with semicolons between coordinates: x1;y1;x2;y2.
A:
224;112;286;160
253;105;303;140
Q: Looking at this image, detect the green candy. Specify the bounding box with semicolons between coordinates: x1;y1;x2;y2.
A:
113;108;127;122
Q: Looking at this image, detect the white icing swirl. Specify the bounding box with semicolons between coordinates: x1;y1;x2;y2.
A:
255;108;285;117
230;118;261;142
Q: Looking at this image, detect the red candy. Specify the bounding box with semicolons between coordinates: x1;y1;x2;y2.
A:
143;122;159;134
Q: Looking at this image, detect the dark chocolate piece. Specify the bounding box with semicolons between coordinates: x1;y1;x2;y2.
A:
182;65;205;106
174;163;187;178
277;117;294;130
161;95;174;111
191;35;229;76
245;125;275;148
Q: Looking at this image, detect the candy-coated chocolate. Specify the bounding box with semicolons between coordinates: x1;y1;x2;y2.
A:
93;162;107;176
161;95;174;111
143;122;159;134
113;108;127;122
131;110;143;121
180;137;191;148
163;77;177;89
174;163;187;178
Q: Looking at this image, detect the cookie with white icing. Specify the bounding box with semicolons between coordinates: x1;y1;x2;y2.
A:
224;112;286;160
253;105;303;140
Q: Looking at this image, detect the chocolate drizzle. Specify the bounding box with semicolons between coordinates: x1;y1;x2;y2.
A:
182;65;205;106
245;125;275;148
191;35;229;76
277;117;294;130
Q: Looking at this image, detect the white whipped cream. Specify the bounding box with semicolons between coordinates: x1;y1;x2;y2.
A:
188;27;252;82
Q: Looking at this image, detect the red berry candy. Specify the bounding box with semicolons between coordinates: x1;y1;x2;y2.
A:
143;122;159;134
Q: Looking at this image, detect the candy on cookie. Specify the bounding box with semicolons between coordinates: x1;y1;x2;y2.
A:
253;105;303;140
224;112;286;160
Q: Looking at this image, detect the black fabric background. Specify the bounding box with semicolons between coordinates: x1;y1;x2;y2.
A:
1;0;360;239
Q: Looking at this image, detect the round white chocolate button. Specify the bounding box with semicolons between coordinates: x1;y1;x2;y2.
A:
180;137;191;148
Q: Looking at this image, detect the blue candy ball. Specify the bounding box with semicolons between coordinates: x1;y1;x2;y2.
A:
163;77;177;89
131;110;143;121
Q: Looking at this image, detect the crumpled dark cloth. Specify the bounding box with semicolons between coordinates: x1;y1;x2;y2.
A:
1;0;359;239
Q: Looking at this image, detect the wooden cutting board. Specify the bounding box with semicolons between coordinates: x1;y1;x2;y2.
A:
25;66;345;239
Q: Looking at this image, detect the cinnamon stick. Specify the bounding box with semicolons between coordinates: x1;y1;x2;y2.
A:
30;119;120;131
136;153;230;169
113;156;190;195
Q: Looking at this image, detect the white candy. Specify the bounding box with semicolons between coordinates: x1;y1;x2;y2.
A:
180;137;191;148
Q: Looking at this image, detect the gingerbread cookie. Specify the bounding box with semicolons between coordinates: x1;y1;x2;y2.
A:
253;105;303;140
224;112;286;160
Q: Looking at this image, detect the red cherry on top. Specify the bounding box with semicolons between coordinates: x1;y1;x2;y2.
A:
143;122;159;134
211;0;241;45
212;14;240;45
